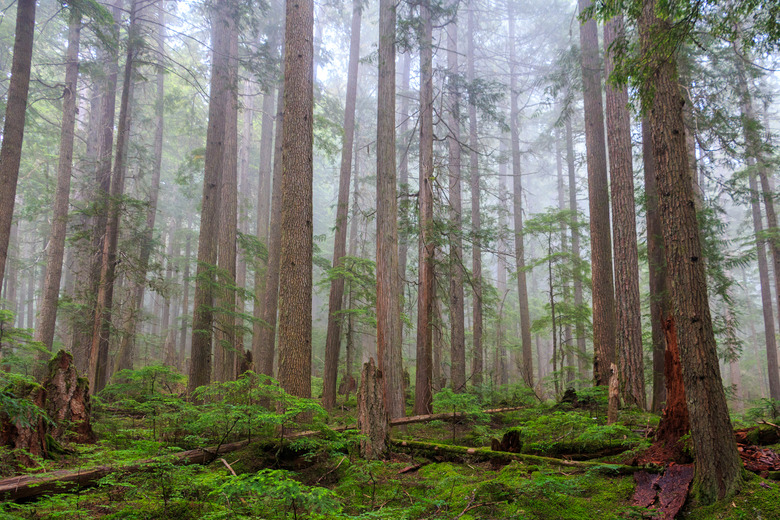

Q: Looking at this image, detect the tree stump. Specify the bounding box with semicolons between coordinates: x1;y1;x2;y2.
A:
656;317;689;446
0;382;48;467
43;350;95;443
357;358;388;460
608;363;620;424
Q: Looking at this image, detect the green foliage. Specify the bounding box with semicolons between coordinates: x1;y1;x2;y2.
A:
0;371;50;429
745;398;780;422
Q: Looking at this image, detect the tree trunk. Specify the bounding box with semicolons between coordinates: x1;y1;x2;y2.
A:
161;224;176;367
639;0;742;502
398;51;412;302
357;358;389;460
414;0;434;415
578;0;616;387
215;21;239;383
0;0;36;291
179;228;192;371
507;1;533;389
555;125;574;384
376;0;405;419
643;118;669;413
322;0;362;410
35;9;81;358
89;0;138;393
189;0;230;393
497;139;509;386
114;1;166;374
604;15;645;409
251;87;276;369
277;0;314;400
466;3;482;393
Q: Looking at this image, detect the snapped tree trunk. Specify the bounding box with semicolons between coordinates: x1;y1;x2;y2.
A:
358;358;389;460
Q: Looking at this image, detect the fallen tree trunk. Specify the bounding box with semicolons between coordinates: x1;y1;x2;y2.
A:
0;439;250;501
390;439;651;474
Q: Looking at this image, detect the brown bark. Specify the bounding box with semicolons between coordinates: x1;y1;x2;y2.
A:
322;0;362;410
251;87;276;368
604;15;645;409
357;358;389;460
179;228;192;370
508;1;533;389
189;0;230;393
655;318;689;446
446;8;466;397
114;1;166;374
43;350;95;443
643;119;668;413
639;0;742;502
497;139;509;385
555;126;574;384
162;226;176;367
398;51;412;294
578;0;616;386
215;21;239;383
376;0;405;419
35;9;81;357
466;3;481;393
0;0;36;292
89;0;138;392
277;0;314;399
414;0;434;415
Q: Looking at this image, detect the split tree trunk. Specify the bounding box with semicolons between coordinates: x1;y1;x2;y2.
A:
358;358;389;460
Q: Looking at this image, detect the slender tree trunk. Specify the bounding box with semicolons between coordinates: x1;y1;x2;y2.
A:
179;230;191;371
643;118;669;412
578;0;616;387
344;138;362;391
277;0;314;400
446;10;466;395
160;222;175;357
398;52;412;296
189;0;230;393
497;140;509;386
555;126;573;384
251;87;276;368
322;0;362;409
508;1;533;388
604;15;645;409
114;1;166;374
89;0;138;392
215;22;239;383
0;0;36;291
35;9;81;357
639;0;742;502
466;3;482;393
376;0;405;419
565;115;587;378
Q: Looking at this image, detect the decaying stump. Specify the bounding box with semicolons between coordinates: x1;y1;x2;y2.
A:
0;382;49;467
655;318;689;447
357;358;388;460
43;350;95;443
607;363;619;425
338;374;357;396
491;430;522;453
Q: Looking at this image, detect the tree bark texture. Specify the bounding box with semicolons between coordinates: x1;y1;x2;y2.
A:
578;0;616;387
414;0;434;415
0;0;36;292
604;15;645;409
358;358;389;460
322;0;362;410
376;0;405;419
640;0;742;503
277;0;314;399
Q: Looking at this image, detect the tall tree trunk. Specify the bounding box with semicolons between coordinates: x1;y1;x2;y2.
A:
508;0;533;388
114;1;166;374
215;22;239;382
555;126;573;384
446;10;466;395
639;0;742;503
0;0;36;291
643;118;669;412
179;229;191;371
189;0;230;393
604;15;645;409
344;137;362;391
414;0;434;415
376;0;405;419
322;0;362;409
160;223;175;357
397;52;412;300
89;0;138;392
35;9;81;357
277;0;314;400
497;139;509;386
466;3;482;393
578;0;616;387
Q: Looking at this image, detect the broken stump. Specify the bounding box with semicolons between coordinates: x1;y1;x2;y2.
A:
357;358;388;460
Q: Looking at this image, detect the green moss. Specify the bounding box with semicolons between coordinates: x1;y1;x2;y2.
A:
685;476;780;520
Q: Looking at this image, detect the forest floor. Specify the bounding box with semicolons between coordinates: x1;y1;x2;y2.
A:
1;372;780;519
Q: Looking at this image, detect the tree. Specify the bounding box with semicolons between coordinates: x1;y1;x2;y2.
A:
277;0;314;399
34;7;82;357
414;0;435;415
603;14;644;408
0;0;37;293
638;0;742;502
508;0;533;388
322;0;363;410
578;0;616;386
376;0;405;419
189;0;231;393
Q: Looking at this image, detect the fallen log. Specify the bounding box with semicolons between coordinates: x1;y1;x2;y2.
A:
0;439;250;501
389;439;652;474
